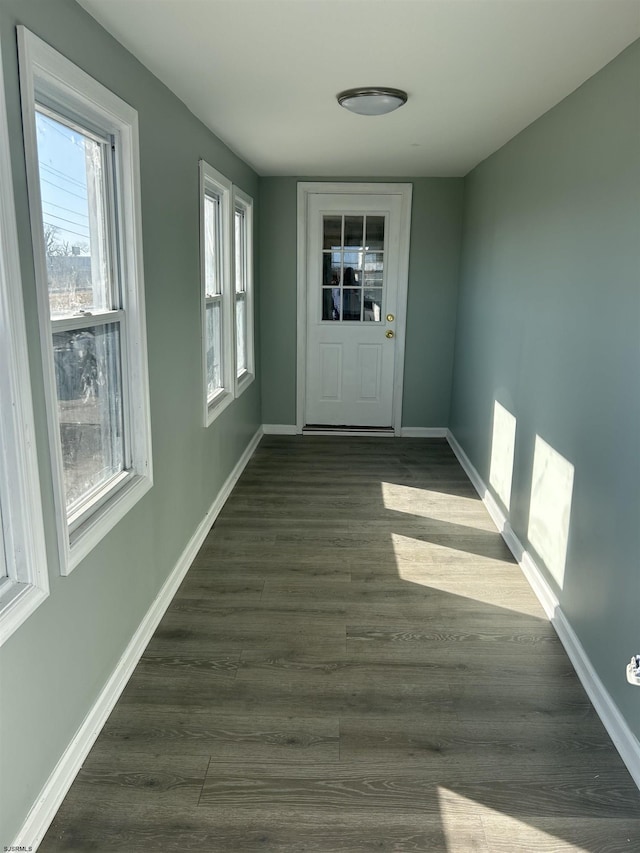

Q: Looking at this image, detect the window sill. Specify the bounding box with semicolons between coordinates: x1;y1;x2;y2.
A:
205;388;234;427
65;471;153;575
236;370;255;398
0;581;48;647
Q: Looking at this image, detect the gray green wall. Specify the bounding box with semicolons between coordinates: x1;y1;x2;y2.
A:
450;41;640;737
1;0;638;842
259;177;463;427
0;0;260;842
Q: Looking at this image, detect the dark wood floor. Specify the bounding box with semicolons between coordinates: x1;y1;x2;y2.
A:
41;437;640;852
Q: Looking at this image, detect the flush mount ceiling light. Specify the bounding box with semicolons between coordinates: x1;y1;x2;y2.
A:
337;87;408;116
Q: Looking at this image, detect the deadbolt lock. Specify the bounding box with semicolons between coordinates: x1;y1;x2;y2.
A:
385;330;395;339
386;313;395;322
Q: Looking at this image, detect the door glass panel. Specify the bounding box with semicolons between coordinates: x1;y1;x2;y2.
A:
323;288;340;321
323;254;341;287
344;216;363;250
323;216;342;250
321;215;383;322
364;252;384;288
364;289;383;322
365;216;385;250
343;265;361;287
342;288;361;321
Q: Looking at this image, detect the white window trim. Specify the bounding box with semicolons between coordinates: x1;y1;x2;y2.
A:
200;160;234;426
18;27;153;575
233;186;255;397
0;38;49;645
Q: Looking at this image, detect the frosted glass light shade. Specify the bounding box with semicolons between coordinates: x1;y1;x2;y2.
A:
337;87;407;116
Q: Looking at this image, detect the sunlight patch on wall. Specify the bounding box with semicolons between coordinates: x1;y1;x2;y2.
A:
489;401;516;511
527;435;574;590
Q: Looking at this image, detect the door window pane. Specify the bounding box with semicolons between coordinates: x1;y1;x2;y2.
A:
364;289;383;322
322;288;340;321
36;110;113;318
342;288;362;321
344;216;363;250
364;252;384;287
343;265;361;287
323;254;341;287
323;216;342;250
53;323;124;511
365;216;385;250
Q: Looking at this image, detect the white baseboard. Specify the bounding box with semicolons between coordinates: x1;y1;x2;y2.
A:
262;424;298;435
400;427;448;438
446;429;640;791
14;426;264;851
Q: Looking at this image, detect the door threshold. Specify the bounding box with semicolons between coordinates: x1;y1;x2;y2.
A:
303;425;396;437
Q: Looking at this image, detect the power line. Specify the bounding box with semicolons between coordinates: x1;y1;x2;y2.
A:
43;217;90;242
39;175;87;202
43;211;89;234
42;199;89;221
39;161;87;191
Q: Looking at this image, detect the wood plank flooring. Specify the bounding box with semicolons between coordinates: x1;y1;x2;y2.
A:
40;437;640;852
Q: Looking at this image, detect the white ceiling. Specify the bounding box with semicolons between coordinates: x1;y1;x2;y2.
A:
77;0;640;177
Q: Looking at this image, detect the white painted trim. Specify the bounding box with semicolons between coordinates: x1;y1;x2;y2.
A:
400;427;448;438
200;160;234;427
262;424;298;435
0;37;49;645
296;181;412;434
12;426;263;850
296;183;308;433
447;429;640;791
233;186;255;396
17;27;153;576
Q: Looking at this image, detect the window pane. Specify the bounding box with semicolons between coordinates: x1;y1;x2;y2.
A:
322;287;340;321
323;216;342;250
204;194;221;297
364;252;384;288
235;208;245;294
365;216;385;250
205;301;222;398
342;288;361;321
53;323;124;511
343;265;361;287
344;216;363;250
0;504;6;582
36;110;113;318
364;289;383;322
236;295;247;373
322;254;341;287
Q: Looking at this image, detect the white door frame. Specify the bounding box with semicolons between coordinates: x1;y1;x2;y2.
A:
296;182;412;435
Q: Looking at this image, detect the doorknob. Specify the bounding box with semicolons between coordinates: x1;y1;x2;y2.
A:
386;314;395;322
385;330;395;339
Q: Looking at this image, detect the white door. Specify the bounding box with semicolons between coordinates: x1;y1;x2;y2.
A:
304;190;409;428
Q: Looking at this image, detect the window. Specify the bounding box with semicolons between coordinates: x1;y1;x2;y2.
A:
233;188;254;394
0;38;48;643
19;28;152;574
200;161;233;425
